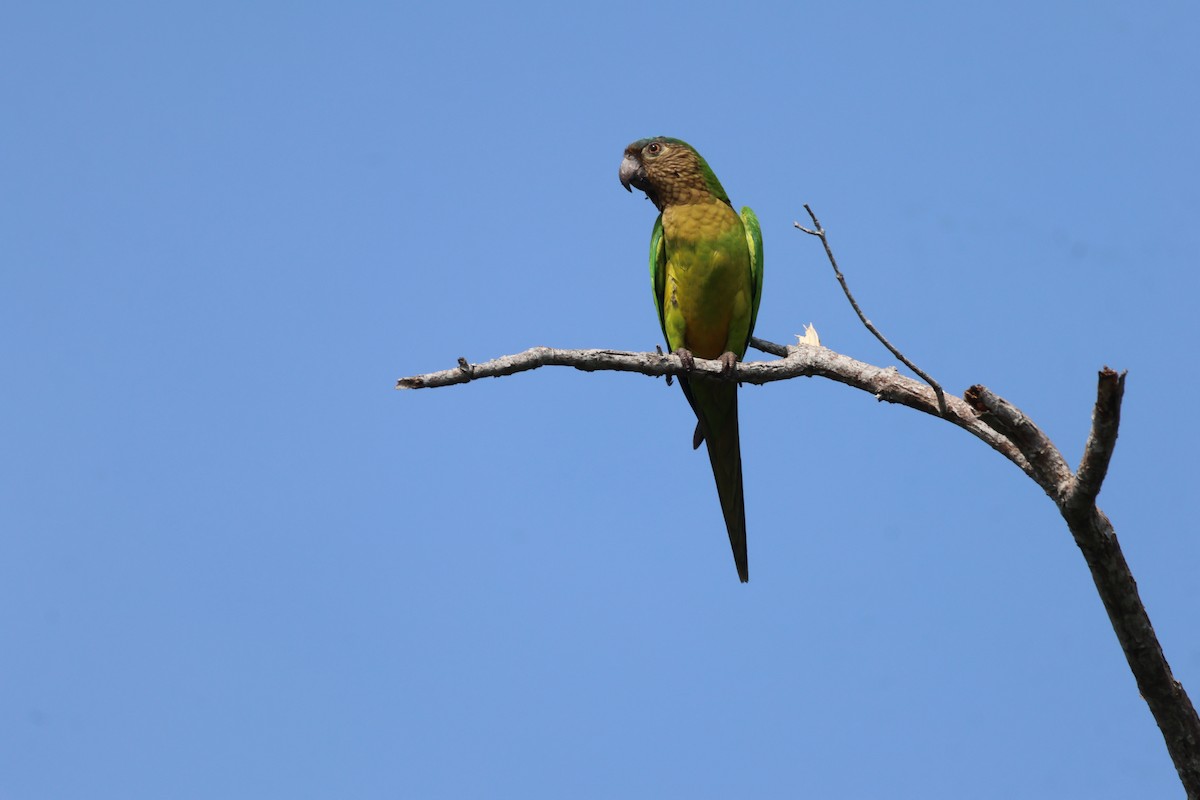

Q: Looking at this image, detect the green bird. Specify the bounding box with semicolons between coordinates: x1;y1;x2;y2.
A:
619;137;763;582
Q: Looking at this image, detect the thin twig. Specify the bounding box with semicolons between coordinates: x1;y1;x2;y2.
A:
655;344;674;385
795;204;949;416
749;336;789;357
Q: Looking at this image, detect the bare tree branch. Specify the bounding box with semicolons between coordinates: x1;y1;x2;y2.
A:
958;372;1200;791
1061;373;1198;793
397;209;1200;798
963;384;1074;500
795;204;949;417
1065;501;1200;796
398;341;1034;479
397;347;682;389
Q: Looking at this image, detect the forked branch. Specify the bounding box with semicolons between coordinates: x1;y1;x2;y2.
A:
966;371;1200;795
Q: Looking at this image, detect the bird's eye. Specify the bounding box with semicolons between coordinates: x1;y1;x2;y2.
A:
646;142;662;156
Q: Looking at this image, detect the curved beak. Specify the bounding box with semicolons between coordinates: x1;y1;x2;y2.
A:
619;153;644;192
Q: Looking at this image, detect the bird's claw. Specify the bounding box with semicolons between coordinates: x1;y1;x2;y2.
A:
718;351;738;377
674;348;695;372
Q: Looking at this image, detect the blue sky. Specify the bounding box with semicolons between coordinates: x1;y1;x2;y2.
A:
3;2;1199;797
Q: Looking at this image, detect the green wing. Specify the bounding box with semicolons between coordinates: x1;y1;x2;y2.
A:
740;206;764;341
649;213;668;345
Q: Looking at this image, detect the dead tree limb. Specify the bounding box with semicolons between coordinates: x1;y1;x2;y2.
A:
395;211;1200;798
398;340;1033;477
967;372;1200;795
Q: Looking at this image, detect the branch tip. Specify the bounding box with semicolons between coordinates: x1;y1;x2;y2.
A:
749;336;789;358
1068;366;1128;510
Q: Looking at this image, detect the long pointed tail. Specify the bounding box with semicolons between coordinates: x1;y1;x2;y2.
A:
686;377;748;582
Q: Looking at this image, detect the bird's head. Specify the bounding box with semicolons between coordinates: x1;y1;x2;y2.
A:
619;137;730;210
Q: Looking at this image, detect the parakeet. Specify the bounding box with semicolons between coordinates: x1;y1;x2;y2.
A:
619;137;763;582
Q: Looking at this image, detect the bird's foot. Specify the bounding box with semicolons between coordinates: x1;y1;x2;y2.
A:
674;348;695;372
717;351;738;377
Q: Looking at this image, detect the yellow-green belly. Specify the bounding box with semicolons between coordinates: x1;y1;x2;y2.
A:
661;201;753;360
